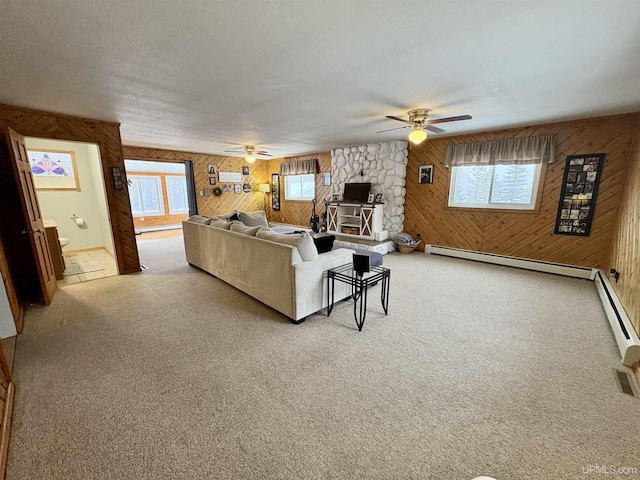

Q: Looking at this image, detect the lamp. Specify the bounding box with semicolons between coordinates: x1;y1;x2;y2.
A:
258;183;270;211
408;127;427;144
245;146;256;163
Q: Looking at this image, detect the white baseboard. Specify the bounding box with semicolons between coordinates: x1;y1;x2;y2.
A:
136;224;183;233
423;244;640;367
594;270;640;367
424;245;596;279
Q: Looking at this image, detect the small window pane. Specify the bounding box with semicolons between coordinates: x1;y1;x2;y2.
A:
301;174;315;199
129;178;142;214
289;177;301;198
490;164;536;204
452;166;491;204
140;178;161;213
167;176;188;214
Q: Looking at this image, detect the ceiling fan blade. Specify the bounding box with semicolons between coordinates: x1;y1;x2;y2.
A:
223;149;245;153
376;125;411;134
424;125;446;134
256;151;272;156
385;115;412;124
428;115;472;125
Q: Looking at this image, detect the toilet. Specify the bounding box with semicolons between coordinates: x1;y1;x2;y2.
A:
59;237;70;248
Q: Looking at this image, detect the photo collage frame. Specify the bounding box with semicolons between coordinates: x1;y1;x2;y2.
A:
554;153;604;236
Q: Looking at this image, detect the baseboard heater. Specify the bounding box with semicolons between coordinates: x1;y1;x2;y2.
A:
424;245;596;279
594;270;640;367
424;245;640;367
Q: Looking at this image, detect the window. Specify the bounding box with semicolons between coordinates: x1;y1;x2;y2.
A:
285;174;315;200
448;164;542;210
166;176;189;215
128;176;164;216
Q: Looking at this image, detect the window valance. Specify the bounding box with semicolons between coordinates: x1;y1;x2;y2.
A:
279;159;318;176
444;135;555;167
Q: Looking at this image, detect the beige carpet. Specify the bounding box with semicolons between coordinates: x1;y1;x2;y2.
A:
7;237;640;479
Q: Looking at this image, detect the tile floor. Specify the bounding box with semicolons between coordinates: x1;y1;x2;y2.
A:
58;248;118;285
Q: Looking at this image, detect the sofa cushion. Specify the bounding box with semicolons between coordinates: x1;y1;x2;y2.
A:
238;210;269;227
230;222;262;236
256;230;318;261
313;234;336;254
209;219;234;230
188;215;212;224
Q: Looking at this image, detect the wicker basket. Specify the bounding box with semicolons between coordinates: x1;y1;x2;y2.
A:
342;226;360;235
397;244;418;254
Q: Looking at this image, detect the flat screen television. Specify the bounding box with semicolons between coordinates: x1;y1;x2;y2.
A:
342;182;371;203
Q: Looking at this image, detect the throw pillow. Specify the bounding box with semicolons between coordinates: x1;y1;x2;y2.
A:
208;211;236;222
188;215;212;224
313;234;336;254
208;219;234;230
227;212;240;221
238;210;269;227
255;230;318;261
230;223;262;236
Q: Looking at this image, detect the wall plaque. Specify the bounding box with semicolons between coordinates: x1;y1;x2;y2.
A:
218;171;242;183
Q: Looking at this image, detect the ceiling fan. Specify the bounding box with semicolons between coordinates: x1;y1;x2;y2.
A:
223;145;273;163
377;109;472;144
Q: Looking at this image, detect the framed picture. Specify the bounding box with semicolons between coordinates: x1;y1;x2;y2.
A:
374;193;383;203
219;171;242;183
242;182;252;193
208;165;217;175
222;184;232;193
367;193;375;203
28;149;80;191
234;184;242;194
554;153;605;236
242;166;250;176
209;177;217;185
323;172;331;186
418;164;433;184
271;173;280;210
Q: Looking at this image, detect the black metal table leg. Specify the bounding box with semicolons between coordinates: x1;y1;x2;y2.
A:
381;271;390;315
353;276;369;331
327;273;335;316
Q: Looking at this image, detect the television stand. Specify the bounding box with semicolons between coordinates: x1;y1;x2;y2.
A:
326;202;388;241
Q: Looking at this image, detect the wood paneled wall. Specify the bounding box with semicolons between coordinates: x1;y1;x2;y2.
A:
607;119;640;337
127;171;189;229
404;114;639;269
122;146;270;216
266;153;332;226
0;104;140;275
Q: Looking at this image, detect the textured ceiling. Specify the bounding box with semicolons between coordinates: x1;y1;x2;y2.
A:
1;0;639;157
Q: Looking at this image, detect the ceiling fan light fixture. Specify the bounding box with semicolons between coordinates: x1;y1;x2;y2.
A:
244;145;256;163
408;127;427;144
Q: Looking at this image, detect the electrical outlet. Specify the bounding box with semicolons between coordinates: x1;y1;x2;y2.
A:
610;268;620;282
140;217;145;222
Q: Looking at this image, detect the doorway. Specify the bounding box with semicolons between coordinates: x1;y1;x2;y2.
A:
124;160;189;265
25;138;117;285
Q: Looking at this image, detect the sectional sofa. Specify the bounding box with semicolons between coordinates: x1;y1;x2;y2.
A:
182;213;353;323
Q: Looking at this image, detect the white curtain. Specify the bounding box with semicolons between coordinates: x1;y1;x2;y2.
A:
445;135;555;167
279;159;318;176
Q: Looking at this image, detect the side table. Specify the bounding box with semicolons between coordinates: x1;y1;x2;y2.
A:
326;263;390;331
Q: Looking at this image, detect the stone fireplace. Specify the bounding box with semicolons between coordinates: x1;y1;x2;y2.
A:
331;141;408;236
